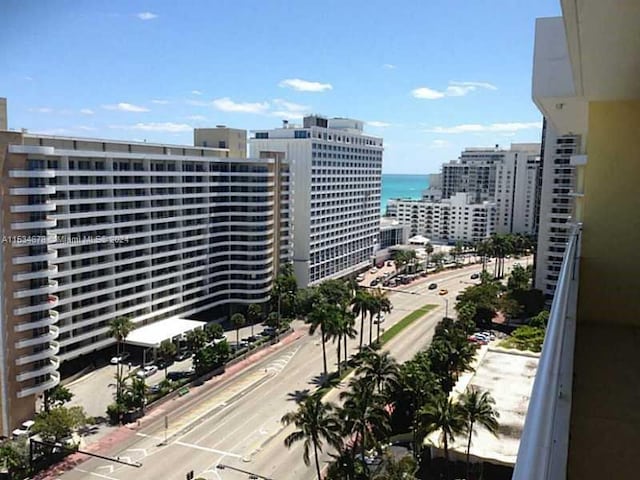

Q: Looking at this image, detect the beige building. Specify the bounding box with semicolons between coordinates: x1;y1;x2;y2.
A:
0;113;291;435
0;98;7;130
194;126;247;158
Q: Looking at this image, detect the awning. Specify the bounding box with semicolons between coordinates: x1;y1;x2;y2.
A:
124;318;206;349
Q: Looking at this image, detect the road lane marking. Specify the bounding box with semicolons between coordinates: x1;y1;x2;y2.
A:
174;440;242;458
75;467;120;480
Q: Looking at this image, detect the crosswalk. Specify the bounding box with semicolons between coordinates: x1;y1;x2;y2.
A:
265;345;301;374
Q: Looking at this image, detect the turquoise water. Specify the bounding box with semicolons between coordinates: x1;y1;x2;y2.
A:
381;174;430;213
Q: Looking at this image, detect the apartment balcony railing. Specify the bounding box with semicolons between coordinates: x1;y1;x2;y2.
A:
513;224;582;480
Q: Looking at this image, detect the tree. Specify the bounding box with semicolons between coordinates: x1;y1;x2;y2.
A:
500;325;546;352
328;312;357;376
356;349;399;396
123;376;147;411
158;340;177;378
307;299;339;378
272;263;298;320
419;395;466;480
530;309;550;328
352;290;373;350
371;289;392;344
0;440;29;477
507;264;532;292
109;316;134;401
431;252;446;268
193;340;230;376
247;303;263;337
185;328;207;353
326;446;368;480
459;388;500;480
33;406;87;443
281;394;341;480
204;322;224;341
231;313;246;347
339;376;390;463
373;453;417;480
44;384;73;412
425;243;434;270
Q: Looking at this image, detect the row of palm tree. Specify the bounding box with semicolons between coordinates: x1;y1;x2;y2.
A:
283;315;500;480
475;233;534;278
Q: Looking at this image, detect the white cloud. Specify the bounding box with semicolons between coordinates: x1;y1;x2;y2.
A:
367;121;391;128
271;99;309;119
412;81;498;100
110;122;192;133
102;102;149;112
279;78;333;92
212;97;270;114
75;125;96;131
185;115;207;121
80;108;94;115
137;12;158;21
152;99;169;104
191;90;203;96
29;107;53;113
383;64;396;70
425;121;542;134
411;87;445;100
429;139;451;148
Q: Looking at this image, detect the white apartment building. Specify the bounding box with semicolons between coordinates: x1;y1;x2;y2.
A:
442;144;541;235
250;116;382;287
0;121;290;433
387;192;497;244
534;125;581;298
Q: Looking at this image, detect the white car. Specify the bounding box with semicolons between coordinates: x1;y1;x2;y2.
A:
12;420;35;438
373;315;385;324
369;267;378;274
356;274;365;282
110;351;130;364
136;365;158;378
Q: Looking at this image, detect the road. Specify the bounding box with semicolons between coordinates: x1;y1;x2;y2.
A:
59;258;527;480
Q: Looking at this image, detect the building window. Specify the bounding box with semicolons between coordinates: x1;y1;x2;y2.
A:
255;132;269;139
294;130;309;139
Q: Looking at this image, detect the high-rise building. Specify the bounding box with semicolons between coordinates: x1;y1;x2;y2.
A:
441;143;541;235
514;4;640;478
388;193;497;244
0;121;291;434
0;98;7;130
194;126;247;158
250;115;382;286
534;125;580;298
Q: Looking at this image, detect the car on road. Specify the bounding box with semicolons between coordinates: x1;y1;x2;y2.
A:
110;351;130;365
149;383;162;394
382;280;391;287
136;365;158;378
386;260;394;267
242;336;259;343
370;278;380;287
373;315;385;324
388;279;397;287
428;283;438;290
369;267;378;274
12;420;35;439
356;274;365;282
175;350;192;362
155;358;174;370
167;370;192;381
439;288;448;295
470;273;480;279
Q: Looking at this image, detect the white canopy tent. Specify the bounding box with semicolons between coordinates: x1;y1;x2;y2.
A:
408;235;430;245
124;318;206;349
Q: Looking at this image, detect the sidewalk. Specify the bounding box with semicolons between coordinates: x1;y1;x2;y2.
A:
33;329;304;480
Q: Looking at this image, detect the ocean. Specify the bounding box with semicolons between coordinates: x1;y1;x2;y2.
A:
380;173;430;213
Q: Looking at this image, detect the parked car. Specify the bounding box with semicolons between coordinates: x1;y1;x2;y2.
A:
369;278;379;287
471;273;480;279
167;370;192;381
386;261;394;267
175;350;192;362
155;358;174;370
439;288;448;296
12;420;35;439
369;267;378;274
136;365;158;378
356;274;365;282
376;262;384;268
428;283;438;290
242;336;259;343
149;383;162;394
388;279;397;287
110;351;130;365
382;280;391;287
261;327;277;337
373;315;385;324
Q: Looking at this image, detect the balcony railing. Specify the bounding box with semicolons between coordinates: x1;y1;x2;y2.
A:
513;223;582;479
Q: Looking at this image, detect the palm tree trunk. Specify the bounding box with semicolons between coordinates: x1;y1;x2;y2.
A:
336;336;342;376
236;328;240;347
444;435;450;480
376;315;381;344
321;326;328;377
359;315;364;349
368;316;373;346
313;441;322;480
343;334;348;364
466;420;474;480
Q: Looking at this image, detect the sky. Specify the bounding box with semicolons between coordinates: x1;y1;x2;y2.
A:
0;0;561;174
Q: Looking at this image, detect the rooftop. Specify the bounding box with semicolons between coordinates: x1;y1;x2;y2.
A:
125;318;207;349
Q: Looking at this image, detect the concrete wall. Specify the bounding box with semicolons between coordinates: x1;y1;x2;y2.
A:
577;100;640;327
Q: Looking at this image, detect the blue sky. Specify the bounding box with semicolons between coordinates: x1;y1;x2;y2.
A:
1;0;561;174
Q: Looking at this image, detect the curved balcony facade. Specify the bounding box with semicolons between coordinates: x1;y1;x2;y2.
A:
13;264;58;282
14;310;59;332
13;295;59;316
11;217;57;230
12;248;57;265
14;325;59;349
13;279;58;298
9;169;57;179
15;341;60;367
10;186;56;195
10;201;57;213
16;357;60;383
16;370;60;399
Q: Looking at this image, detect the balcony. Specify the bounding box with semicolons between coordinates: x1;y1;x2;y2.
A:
13;264;58;282
15;341;60;367
10;186;56;195
14;325;59;349
16;357;60;382
13;294;59;316
10;200;57;213
12;248;58;264
11;216;57;230
513;224;581;479
9;169;56;178
13;279;59;298
14;309;59;332
16;370;60;399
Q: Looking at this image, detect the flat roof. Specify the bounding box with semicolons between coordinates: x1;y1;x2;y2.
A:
125;318;206;348
426;347;539;466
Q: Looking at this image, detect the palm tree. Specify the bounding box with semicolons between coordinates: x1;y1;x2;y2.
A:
356;349;399;396
459;388;500;479
329;313;357;375
307;299;339;377
231;312;246;347
281;394;342;480
419;395;467;480
108;316;134;401
373;453;417;480
247;303;262;337
339;376;390;464
371;289;392;344
186;328;207;353
158;339;177;379
351;290;372;350
425;242;434;270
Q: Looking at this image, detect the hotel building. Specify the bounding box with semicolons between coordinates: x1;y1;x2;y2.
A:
250;115;382;287
0;108;291;434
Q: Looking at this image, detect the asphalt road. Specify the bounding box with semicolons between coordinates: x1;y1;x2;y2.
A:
59;258;528;480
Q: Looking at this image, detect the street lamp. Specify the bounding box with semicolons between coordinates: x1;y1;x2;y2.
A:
443;297;449;319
